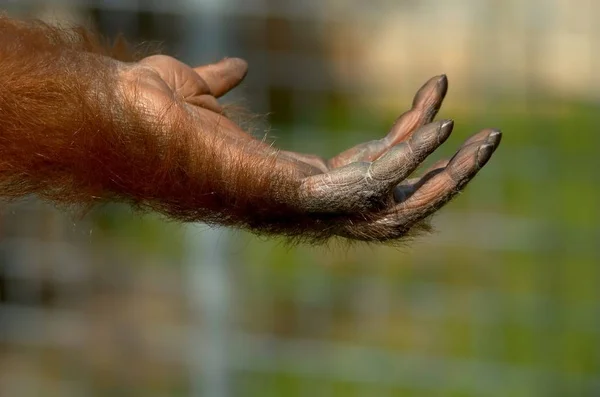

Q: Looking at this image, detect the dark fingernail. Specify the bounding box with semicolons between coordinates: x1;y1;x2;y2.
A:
412;119;453;147
440;119;453;129
487;129;502;146
476;143;496;168
436;74;448;97
438;119;454;141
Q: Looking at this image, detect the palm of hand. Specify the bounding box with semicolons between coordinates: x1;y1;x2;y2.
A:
131;55;501;241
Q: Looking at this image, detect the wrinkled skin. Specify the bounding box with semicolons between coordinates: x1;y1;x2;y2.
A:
127;55;501;241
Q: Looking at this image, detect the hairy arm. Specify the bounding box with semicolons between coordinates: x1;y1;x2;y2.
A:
0;15;501;243
0;16;302;228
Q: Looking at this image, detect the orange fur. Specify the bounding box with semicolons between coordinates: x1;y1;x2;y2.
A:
0;14;339;240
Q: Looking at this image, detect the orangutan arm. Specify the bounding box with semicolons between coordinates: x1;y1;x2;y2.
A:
0;15;501;243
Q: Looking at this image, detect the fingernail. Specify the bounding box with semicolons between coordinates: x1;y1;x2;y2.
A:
487;129;502;146
438;119;454;141
476;143;495;168
436;74;448;97
440;119;454;129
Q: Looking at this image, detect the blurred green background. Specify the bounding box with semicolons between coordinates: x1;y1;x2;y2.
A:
0;1;599;396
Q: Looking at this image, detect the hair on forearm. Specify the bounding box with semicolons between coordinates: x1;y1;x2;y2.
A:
0;15;333;241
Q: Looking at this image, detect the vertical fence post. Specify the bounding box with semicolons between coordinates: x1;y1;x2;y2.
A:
180;1;236;396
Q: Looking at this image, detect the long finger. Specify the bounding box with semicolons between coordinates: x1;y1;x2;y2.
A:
298;120;454;213
194;57;248;98
395;128;501;222
369;119;453;189
337;129;501;241
328;75;448;168
392;127;500;202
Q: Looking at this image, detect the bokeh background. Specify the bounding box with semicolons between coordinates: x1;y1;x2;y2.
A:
1;1;599;396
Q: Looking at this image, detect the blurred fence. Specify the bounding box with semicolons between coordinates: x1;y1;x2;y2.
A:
0;1;599;396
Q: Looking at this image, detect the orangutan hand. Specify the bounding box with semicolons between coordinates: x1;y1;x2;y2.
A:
121;55;501;241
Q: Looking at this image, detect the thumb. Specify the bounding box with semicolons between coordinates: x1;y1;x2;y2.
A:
193;57;248;98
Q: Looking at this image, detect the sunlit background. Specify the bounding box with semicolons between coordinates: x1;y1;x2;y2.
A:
0;1;599;396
